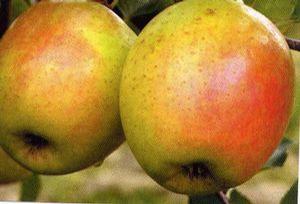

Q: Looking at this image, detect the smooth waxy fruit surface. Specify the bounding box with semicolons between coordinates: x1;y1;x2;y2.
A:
120;0;294;195
0;148;32;184
0;1;136;174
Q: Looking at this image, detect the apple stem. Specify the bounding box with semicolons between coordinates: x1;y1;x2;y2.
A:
218;191;230;204
286;37;300;51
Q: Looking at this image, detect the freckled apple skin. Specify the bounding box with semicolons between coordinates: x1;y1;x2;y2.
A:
120;0;295;195
0;1;136;175
0;148;32;184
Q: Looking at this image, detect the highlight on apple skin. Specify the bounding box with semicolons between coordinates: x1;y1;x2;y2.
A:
120;0;295;195
0;148;32;184
0;0;137;175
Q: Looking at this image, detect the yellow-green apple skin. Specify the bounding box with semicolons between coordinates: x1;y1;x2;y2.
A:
286;51;300;137
0;148;31;184
120;0;295;195
0;1;136;175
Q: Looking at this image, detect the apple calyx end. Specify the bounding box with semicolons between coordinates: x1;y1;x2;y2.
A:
181;162;212;181
14;130;50;152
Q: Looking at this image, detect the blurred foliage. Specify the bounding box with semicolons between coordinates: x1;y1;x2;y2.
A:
0;0;10;37
263;138;292;169
77;187;171;203
117;0;176;20
228;189;251;204
280;180;298;204
115;0;177;33
285;23;300;38
189;193;224;204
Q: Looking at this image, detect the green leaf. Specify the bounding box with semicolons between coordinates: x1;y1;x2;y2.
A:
263;138;292;169
284;0;300;38
245;0;298;33
228;189;252;204
284;23;300;38
280;180;298;204
243;0;255;4
250;0;297;21
189;192;227;204
10;0;30;23
292;0;300;20
20;174;41;202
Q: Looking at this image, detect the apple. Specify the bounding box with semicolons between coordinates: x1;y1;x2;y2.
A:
120;0;295;195
0;147;32;184
0;0;136;175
